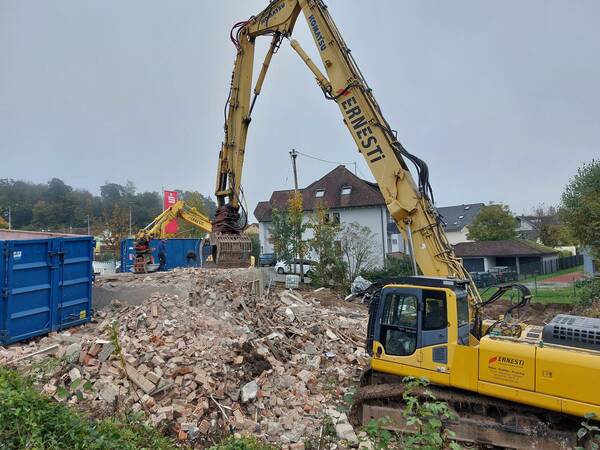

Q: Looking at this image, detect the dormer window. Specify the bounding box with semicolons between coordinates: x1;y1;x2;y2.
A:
464;206;471;210
315;190;325;198
458;215;465;219
341;186;352;195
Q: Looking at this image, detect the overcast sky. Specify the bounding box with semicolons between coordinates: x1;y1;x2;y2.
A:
1;1;599;219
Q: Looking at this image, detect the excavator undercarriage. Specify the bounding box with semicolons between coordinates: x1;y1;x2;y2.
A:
351;370;579;450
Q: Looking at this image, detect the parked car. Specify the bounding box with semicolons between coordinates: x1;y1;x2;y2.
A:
275;259;316;276
259;253;277;267
488;266;517;283
469;271;497;288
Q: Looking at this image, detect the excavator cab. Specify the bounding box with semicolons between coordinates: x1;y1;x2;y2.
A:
366;276;471;384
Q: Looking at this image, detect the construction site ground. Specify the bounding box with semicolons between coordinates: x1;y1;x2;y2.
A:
0;268;581;448
0;268;369;448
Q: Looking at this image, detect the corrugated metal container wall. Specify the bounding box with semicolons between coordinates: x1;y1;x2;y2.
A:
120;238;209;273
0;230;94;345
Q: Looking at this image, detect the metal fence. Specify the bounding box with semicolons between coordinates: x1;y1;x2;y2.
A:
519;254;583;277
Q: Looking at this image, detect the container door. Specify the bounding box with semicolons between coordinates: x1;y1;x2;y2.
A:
57;237;93;329
1;239;55;344
122;239;135;273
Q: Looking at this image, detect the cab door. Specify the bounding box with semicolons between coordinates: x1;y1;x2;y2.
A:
419;289;451;384
372;288;423;372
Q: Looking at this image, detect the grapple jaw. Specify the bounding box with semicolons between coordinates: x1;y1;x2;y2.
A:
210;204;252;268
209;232;252;268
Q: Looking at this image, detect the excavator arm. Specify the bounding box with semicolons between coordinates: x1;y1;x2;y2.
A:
138;200;212;239
214;0;480;304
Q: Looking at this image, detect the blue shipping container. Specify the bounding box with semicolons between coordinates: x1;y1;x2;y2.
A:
120;238;210;273
0;231;94;345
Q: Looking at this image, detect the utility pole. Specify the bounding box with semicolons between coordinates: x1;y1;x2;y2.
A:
129;205;132;237
7;207;11;230
289;149;304;283
87;215;91;236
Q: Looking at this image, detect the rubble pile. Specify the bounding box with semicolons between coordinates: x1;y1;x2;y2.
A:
0;269;368;447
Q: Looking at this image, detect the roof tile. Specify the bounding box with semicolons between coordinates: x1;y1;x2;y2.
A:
254;165;384;221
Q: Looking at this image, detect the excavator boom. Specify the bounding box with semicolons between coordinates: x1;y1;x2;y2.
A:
213;0;479;301
138;200;212;239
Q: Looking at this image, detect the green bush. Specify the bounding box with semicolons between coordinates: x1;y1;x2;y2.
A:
361;254;413;281
0;367;178;450
575;278;600;309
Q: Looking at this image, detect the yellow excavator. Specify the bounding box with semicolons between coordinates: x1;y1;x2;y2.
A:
214;1;598;448
133;200;212;273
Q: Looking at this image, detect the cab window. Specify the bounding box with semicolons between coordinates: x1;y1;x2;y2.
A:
381;293;418;356
422;290;447;331
457;293;469;327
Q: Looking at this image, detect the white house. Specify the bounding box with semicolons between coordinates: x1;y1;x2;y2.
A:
254;165;404;267
436;203;484;245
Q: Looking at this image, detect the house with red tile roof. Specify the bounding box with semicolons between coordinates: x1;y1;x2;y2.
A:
253;165;404;266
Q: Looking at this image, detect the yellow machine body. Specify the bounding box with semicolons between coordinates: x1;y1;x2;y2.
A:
370;281;600;419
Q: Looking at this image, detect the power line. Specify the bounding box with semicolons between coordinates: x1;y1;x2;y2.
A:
294;150;357;175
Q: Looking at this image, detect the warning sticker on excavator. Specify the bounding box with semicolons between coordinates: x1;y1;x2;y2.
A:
486;355;526;384
79;310;87;320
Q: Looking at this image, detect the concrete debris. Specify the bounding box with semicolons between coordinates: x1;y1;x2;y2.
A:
1;268;368;446
240;380;259;403
333;413;359;445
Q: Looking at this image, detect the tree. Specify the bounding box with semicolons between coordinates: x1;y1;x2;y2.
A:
288;191;308;281
466;204;517;241
561;159;600;257
307;203;344;287
340;222;378;283
270;208;295;264
0;216;7;229
269;192;308;268
181;191;217;219
101;205;129;256
526;204;572;247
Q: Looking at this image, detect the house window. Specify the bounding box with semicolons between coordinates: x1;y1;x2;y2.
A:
332;212;340;224
341;186;352;195
324;213;330;223
334;240;342;255
315;190;325;198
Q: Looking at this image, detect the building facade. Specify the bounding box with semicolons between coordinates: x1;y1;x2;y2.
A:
254;165;404;267
436;203;484;245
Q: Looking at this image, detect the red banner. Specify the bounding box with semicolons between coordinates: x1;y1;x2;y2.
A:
163;190;179;235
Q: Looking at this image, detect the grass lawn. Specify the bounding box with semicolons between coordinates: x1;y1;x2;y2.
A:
519;265;583;284
479;285;577;304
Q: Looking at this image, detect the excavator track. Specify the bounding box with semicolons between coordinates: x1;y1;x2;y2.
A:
349;370;580;449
